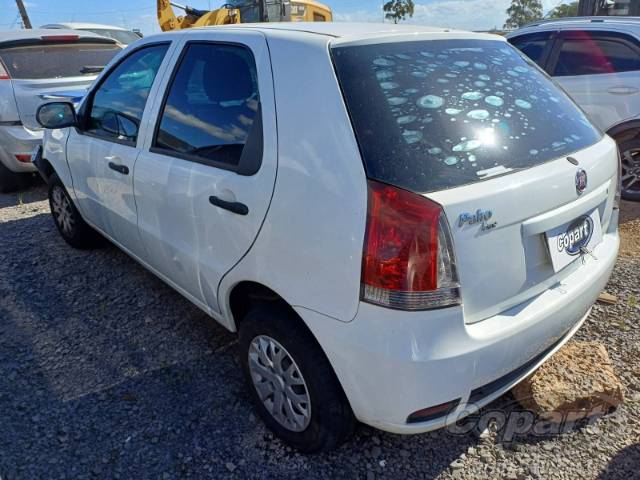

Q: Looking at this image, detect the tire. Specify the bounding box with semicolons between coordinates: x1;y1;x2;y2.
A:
0;161;31;193
238;304;355;452
616;138;640;201
48;173;102;249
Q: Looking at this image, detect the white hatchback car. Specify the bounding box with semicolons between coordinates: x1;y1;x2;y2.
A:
35;23;620;452
507;17;640;200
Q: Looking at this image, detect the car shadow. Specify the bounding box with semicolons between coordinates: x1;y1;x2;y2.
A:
0;211;476;479
597;443;640;479
0;181;47;209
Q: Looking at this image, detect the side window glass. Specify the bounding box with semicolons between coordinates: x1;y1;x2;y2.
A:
154;43;261;170
509;33;551;67
554;33;640;76
87;44;169;143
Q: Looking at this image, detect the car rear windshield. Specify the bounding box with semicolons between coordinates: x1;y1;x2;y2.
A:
331;39;602;193
0;42;121;79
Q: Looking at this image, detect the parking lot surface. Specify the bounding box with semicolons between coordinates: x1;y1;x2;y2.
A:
1;184;639;480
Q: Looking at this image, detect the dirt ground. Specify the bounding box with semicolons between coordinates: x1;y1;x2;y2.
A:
620;200;640;256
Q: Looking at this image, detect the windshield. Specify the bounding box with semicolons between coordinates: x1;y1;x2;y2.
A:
0;42;121;79
82;28;140;45
331;39;602;193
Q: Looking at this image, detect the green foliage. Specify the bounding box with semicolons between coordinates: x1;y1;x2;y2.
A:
504;0;543;29
383;0;415;24
547;1;578;18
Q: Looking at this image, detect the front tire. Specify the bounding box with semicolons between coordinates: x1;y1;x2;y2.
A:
238;305;355;452
48;173;101;249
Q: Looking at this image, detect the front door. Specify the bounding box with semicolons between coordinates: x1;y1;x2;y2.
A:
67;43;172;253
135;32;277;312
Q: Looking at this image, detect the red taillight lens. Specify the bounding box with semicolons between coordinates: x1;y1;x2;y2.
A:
0;61;10;80
41;35;80;42
361;180;460;310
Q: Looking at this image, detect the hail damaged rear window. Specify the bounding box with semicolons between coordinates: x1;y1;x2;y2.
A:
331;39;601;193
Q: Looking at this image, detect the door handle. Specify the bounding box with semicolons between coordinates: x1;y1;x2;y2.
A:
607;86;638;95
209;196;249;215
108;162;129;175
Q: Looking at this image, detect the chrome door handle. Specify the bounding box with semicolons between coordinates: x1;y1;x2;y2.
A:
607;86;638;95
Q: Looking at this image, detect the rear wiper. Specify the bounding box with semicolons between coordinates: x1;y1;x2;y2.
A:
80;65;105;75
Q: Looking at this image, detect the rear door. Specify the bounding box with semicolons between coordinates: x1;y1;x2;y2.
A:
549;30;640;131
0;38;121;129
135;31;277;312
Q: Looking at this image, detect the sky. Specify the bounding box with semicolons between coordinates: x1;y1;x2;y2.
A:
0;0;568;34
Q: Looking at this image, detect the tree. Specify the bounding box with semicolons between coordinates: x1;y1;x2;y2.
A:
504;0;543;29
547;1;578;18
383;0;415;24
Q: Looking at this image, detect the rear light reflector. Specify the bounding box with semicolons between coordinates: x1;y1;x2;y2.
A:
41;35;80;42
361;180;460;310
15;154;32;163
407;399;461;423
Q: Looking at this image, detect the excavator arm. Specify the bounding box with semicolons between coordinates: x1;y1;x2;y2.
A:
157;0;239;31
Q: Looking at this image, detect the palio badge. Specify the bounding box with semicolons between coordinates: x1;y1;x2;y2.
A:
458;209;497;232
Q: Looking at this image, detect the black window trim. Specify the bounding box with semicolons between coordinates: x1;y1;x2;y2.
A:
508;30;558;71
148;40;264;177
548;30;640;77
76;41;172;148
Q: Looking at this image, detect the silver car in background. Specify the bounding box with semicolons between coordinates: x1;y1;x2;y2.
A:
40;23;143;46
0;29;122;192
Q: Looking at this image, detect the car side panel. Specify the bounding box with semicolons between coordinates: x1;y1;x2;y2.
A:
218;31;368;327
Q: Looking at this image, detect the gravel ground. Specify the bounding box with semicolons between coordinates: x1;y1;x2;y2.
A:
0;183;638;480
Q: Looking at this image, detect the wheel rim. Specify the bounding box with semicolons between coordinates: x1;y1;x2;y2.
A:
248;335;311;432
51;186;75;236
621;147;640;194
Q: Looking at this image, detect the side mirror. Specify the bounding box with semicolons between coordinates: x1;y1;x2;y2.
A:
36;102;77;129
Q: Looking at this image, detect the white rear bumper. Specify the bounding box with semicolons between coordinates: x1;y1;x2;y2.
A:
296;229;619;434
0;124;42;173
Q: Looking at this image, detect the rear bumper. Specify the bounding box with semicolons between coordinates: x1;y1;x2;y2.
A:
0;124;42;173
296;229;619;434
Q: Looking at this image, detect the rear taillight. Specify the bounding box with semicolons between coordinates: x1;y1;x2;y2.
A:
361;180;460;311
0;61;10;80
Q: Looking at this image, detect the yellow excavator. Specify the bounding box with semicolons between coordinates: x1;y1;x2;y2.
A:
157;0;332;31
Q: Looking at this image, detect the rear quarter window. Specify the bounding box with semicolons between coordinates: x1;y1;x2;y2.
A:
331;39;602;193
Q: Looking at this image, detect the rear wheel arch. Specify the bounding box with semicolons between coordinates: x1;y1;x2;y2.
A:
606;120;640;142
228;281;294;332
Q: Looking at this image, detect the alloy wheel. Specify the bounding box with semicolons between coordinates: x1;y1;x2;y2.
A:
621;147;640;196
248;335;311;432
51;186;75;237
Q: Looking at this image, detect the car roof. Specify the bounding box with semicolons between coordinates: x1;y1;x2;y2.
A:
40;22;129;31
0;28;116;43
508;16;640;35
190;21;486;39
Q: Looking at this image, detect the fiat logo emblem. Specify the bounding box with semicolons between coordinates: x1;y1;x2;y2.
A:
575;169;587;195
